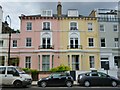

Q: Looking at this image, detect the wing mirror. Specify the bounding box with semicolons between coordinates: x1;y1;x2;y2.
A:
50;76;53;78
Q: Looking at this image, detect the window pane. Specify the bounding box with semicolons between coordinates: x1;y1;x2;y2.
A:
27;22;32;30
42;55;50;71
113;25;118;31
101;38;105;47
13;40;17;47
26;38;32;47
88;23;93;31
72;55;79;70
89;38;94;47
25;57;31;68
70;22;77;30
43;22;50;30
89;56;95;68
100;24;104;31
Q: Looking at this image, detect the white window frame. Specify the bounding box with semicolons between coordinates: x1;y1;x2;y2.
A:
88;23;93;31
26;37;32;47
113;24;118;32
41;10;52;17
25;56;31;68
114;38;119;47
42;55;50;71
42;21;51;30
100;24;105;32
100;38;106;47
89;56;95;69
100;57;109;69
68;10;78;17
70;38;79;48
26;22;32;31
88;37;94;47
42;37;51;48
13;40;17;47
69;21;78;30
72;55;79;70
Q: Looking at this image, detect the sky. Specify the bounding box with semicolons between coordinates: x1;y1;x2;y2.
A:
0;0;120;30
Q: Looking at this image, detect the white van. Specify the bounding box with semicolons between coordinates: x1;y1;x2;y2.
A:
0;66;32;87
117;68;120;79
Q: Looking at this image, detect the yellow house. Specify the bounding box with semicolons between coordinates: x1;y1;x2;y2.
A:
57;4;100;71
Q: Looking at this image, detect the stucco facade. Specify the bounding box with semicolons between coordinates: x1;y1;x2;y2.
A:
1;2;101;71
90;9;120;70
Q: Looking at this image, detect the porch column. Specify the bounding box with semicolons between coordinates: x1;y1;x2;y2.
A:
70;55;72;70
109;54;114;69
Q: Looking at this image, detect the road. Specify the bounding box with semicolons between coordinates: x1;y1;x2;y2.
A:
1;86;120;90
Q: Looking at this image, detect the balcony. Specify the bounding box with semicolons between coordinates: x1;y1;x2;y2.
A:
67;45;82;49
98;17;119;22
42;28;50;30
70;27;78;30
38;45;54;49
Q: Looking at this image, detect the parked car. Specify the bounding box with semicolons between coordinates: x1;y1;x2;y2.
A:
0;66;32;87
77;71;120;87
37;72;73;87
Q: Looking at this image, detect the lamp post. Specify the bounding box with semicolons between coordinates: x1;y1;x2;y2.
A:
5;15;11;66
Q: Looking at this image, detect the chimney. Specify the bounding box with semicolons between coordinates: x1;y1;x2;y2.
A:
57;2;62;17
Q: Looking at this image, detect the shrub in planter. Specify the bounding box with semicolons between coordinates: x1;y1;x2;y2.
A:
50;64;71;72
22;68;39;81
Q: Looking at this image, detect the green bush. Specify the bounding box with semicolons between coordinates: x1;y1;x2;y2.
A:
50;64;71;72
22;68;39;74
22;68;31;74
30;69;39;75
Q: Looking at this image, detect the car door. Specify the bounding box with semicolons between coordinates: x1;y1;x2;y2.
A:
90;72;100;85
58;75;67;85
98;72;111;86
48;74;62;86
0;67;6;85
3;67;15;85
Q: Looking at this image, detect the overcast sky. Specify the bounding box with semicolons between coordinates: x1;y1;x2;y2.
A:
0;1;119;30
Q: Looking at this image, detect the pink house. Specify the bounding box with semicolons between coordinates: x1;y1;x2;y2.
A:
10;3;62;71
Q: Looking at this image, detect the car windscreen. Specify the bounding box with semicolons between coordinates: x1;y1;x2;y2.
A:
15;67;25;74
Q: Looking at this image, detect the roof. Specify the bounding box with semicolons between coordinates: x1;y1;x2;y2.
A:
19;13;96;19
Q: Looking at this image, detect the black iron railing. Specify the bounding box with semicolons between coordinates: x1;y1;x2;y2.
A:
38;45;54;49
67;45;82;49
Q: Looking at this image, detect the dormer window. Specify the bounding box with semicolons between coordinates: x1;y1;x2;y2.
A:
68;9;78;17
42;22;51;30
41;10;52;17
70;22;78;30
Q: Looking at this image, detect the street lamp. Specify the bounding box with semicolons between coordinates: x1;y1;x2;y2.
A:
5;15;11;66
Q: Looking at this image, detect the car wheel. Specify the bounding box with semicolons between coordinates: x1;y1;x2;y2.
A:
66;81;72;87
112;81;117;87
84;81;90;87
13;80;22;87
41;81;47;87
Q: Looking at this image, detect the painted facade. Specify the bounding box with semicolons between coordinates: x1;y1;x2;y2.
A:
1;2;101;71
59;14;100;70
90;9;120;70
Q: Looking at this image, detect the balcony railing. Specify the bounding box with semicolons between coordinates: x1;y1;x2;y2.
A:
67;45;82;49
70;27;78;30
38;45;54;49
42;28;50;30
98;17;119;22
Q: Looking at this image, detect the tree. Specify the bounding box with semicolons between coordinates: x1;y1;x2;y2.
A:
50;64;71;72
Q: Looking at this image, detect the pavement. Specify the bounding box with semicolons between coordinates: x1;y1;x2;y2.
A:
32;81;78;86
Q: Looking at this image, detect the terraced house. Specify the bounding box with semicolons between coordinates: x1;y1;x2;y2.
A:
1;2;101;71
90;9;120;71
